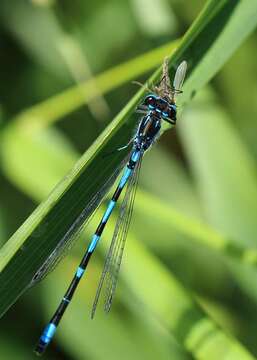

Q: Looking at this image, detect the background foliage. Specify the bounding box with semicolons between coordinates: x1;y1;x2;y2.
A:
0;0;257;359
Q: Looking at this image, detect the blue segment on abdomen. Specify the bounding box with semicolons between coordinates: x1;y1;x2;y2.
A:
119;167;132;188
102;200;116;223
41;323;56;344
131;150;140;162
76;266;85;278
88;234;100;253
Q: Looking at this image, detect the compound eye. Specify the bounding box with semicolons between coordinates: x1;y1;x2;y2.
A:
144;95;156;109
167;105;176;120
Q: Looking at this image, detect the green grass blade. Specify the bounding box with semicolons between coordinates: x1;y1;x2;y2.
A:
1;0;257;337
4;122;257;268
14;40;179;132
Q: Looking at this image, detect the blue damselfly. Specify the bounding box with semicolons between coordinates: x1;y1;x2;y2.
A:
35;58;187;355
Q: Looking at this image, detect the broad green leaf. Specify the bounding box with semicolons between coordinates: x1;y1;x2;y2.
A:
4;119;257;278
1;1;256;316
1;1;257;358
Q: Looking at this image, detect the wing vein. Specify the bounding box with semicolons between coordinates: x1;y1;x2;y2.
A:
91;154;142;318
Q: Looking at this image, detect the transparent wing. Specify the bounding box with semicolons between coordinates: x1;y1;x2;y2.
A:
104;155;142;313
91;154;142;318
30;155;130;286
173;60;187;93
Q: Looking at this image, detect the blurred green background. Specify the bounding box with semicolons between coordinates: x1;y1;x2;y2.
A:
1;0;257;359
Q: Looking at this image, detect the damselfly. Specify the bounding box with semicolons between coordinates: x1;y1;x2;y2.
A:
35;58;187;355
